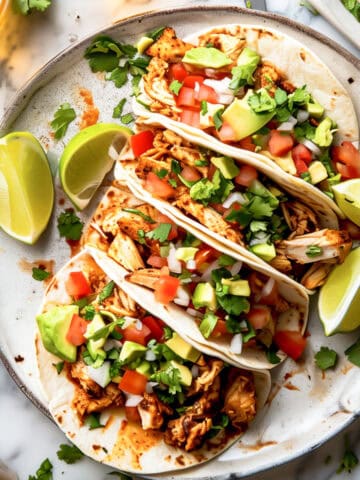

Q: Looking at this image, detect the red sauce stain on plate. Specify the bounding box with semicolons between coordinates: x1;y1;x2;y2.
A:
79;88;99;129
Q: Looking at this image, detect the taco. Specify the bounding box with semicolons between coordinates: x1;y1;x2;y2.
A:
82;183;309;369
115;124;352;291
35;247;271;474
132;25;360;216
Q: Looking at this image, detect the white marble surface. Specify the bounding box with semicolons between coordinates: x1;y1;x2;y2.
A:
1;1;360;479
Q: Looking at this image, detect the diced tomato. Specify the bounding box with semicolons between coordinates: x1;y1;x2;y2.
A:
268;130;294;156
147;255;168;268
292;143;312;165
142;315;165;342
180;108;200;128
332;141;360;178
194;246;219;270
247;306;271;330
336;162;359;180
119;370;148;395
210;319;228;338
217;122;236;142
211;203;227;215
154;275;180;304
195;84;218;104
169;63;188;82
183;75;204;88
294;158;309;176
130;130;154;157
257;278;279;306
121;323;151;346
177;86;198;107
181;165;201;183
65;271;92;300
234;165;258;187
145;172;176;199
66;314;88;346
340;219;360;240
208;163;217;180
125;406;141;423
273;330;307;361
238;136;256;152
153;213;178;240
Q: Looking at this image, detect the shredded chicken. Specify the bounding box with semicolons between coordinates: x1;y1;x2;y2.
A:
281;201;319;238
101;285;139;317
301;261;336;290
269;249;293;273
116;208;155;239
126;268;161;290
138;393;173;430
198;32;246;64
188;359;223;396
222;369;256;430
72;383;125;421
253;62;281;95
170;145;208;176
135;152;171;180
68;356;102;397
146;27;193;62
108;231;145;271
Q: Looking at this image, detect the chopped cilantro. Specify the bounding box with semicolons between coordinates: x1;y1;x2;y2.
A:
315;346;338;370
137;229;146;244
84;35;124;73
155;168;169;179
83;305;96;320
218;254;236;267
146;223;172;243
301;171;312;183
274;88;288;106
120;113;134;124
28;458;53;480
131;75;142;96
190;170;233;206
147;26;166;40
14;0;51;15
248;89;276;113
217;294;250;316
32;267;50;281
171;159;181;174
113;98;126;118
123;208;155;223
57;211;84;241
52;361;64;374
199;311;218;338
229;48;259;92
50;103;76;140
120;44;137;58
287;85;311;111
57;443;84;464
213;109;224;130
341;0;360;21
345;338;360;367
275;106;292;123
337;436;359;473
294;121;316;142
163;326;173;340
106;66;128;88
86;317;124;342
85;413;105;430
169;80;183;95
266;344;281;364
98;281;115;304
306;245;323;257
151;365;183;394
200;100;208;115
318;149;336;177
225;315;243;334
194;159;209;167
168;178;177;188
183;231;201;247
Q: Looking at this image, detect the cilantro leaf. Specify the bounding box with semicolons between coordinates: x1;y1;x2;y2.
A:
98;281;115;304
266;344;281;364
150;365;183;394
337;436;359;473
84;35;124;73
28;458;53;480
106;66;128;88
190;170;233;206
85;413;105;430
171;159;181;175
32;267;50;281
146;26;166;40
113;98;126;118
315;346;338;370
120;113;134;125
345;338;360;367
306;245;323;258
123;208;155;223
50;103;76;140
200;100;208;115
229;47;259;92
52;361;64;374
155;168;169;179
274;88;288;106
163;326;173;340
14;0;51;14
83;305;96;320
217;294;250;316
87;318;124;342
146;223;172;243
57;443;84;464
131;75;142;96
213;109;224;131
169;80;183;95
341;0;360;20
137;229;146;244
248;88;276;113
57;211;84;241
287;85;311;111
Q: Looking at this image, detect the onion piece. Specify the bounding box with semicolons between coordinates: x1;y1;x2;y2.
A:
191;365;199;378
256;277;275;303
194;81;201;94
174;286;191;307
186;307;203;318
125;394;143;407
135;319;143;331
223;192;247;209
87;362;111;388
297;109;309;123
168;243;182;274
277;116;298;131
200;259;220;282
186;259;196;270
145;382;159;394
229;261;242;276
123;316;137;329
103;339;122;352
145;349;157;361
230;334;243;354
301;139;322;156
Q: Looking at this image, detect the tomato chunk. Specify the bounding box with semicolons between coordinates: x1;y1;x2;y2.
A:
268;130;294;156
238;136;256;152
292;143;312;165
181;165;201;183
217;122;236;142
169;63;188;82
142;315;165;342
65;271;92;300
235;165;258;187
183;75;204;88
66;314;88;346
147;255;168;268
294;158;309;176
195;84;218;104
274;330;307;360
154;275;180;304
121;323;151;346
247;306;271;330
125;406;141;423
145;172;176;199
130;130;154;157
194;246;219;270
119;370;148;395
177;86;198;107
180;108;200;128
257;278;279;306
332;141;360;177
336;162;359;180
210;319;228;338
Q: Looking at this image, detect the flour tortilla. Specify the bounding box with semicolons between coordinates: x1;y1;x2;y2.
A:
35;248;271;474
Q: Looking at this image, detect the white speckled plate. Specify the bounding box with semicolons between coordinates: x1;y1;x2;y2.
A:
1;6;360;478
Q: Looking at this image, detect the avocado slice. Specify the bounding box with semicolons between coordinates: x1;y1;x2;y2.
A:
210;156;240;179
182;47;232;69
167;360;193;386
36;305;78;362
306;98;324;119
222;90;275;141
192;282;217;311
136;360;152;378
84;313;107;361
221;278;251;296
119;340;147;363
165;333;201;363
313;117;333;147
250;243;276;262
175;247;199;262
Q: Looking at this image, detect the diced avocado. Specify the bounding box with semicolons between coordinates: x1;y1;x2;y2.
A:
237;47;260;68
210;156;240;179
167;360;192;386
87;342;106;364
165;333;201;362
268;185;283;197
175;247;199;262
183;47;232;69
222;90;275;141
250;243;276;262
313;117;333;147
36;305;78;362
119;340;147;363
306;99;325;119
160;245;170;258
136;36;154;54
221;278;251;296
192;282;217;311
308;161;328;184
261;150;297;175
84;313;107;360
136;360;152;378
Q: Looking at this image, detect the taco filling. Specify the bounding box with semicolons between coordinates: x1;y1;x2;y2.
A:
36;254;257;453
134;26;360;194
119;127;352;290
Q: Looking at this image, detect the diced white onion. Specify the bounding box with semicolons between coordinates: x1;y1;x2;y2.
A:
186;307;203;318
168;243;182;274
229;261;242;276
256;277;275;303
135;319;143;331
145;350;157;361
125;394;143;407
200;259;219;282
249;232;270;246
204;77;233;95
194;81;201;94
174;298;190;307
223;192;247;209
87;362;111;388
277;116;298;131
301;139;321;156
204;68;220;78
230;334;243;354
297;109;310;123
145;381;158;394
191;365;199;378
186;259;197;270
123;316;137;328
217;93;234;105
103;339;122;352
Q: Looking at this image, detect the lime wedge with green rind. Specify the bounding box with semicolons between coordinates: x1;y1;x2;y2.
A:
0;131;54;244
318;248;360;336
59;123;132;210
333;179;360;226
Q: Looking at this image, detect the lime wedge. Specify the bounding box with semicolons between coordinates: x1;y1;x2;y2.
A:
332;179;360;226
318;248;360;336
0;132;54;244
59;123;132;210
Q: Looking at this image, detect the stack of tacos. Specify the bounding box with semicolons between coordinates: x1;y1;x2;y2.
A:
34;20;359;475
